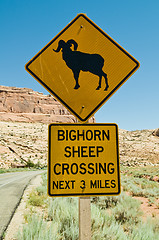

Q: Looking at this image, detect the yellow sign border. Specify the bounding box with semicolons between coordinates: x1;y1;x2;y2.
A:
48;123;120;197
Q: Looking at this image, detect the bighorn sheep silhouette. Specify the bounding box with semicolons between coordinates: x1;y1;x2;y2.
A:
53;39;109;91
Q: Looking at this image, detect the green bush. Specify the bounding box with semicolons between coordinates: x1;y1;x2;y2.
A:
28;191;45;207
121;174;159;199
47;197;78;240
130;217;159;240
91;192;143;238
17;215;55;240
112;193;142;226
16;170;159;239
36;185;47;196
91;203;127;240
91;196;119;209
26;159;35;168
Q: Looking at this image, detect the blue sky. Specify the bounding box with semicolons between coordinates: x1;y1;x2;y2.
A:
0;0;159;130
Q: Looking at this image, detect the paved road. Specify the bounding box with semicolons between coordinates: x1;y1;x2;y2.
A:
0;170;45;239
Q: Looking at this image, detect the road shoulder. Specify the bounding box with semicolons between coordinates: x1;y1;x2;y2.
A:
4;174;42;240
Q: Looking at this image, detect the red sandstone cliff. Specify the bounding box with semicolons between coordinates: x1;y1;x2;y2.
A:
0;85;95;123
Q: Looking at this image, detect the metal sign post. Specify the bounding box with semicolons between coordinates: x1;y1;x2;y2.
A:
79;120;91;240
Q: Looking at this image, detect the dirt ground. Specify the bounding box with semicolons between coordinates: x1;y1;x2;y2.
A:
133;196;159;220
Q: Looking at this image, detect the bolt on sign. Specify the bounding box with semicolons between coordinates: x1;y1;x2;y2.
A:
25;14;140;122
48;123;120;197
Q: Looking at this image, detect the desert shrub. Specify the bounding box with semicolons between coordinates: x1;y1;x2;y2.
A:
91;203;128;240
112;192;142;226
148;197;155;206
0;168;29;174
121;176;135;192
26;159;35;168
121;165;159;180
36;185;47;196
17;214;62;240
130;217;159;240
121;173;159;199
17;169;159;240
91;196;119;210
27;173;47;208
91;193;142;239
47;197;78;240
0;169;8;174
91;192;159;239
28;191;45;207
17;215;48;240
41;172;47;187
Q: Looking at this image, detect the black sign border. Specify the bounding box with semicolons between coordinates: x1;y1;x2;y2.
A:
25;14;139;122
48;123;120;197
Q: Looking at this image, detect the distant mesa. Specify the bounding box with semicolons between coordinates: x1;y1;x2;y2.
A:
0;85;95;123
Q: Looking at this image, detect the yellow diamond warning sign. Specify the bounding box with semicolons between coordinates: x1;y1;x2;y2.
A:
25;14;139;122
48;123;120;197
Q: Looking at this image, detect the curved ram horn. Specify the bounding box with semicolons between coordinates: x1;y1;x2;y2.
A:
67;39;78;50
53;40;66;52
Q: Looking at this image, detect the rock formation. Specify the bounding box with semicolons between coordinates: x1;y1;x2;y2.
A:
0;85;95;123
0;122;159;169
152;128;159;137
